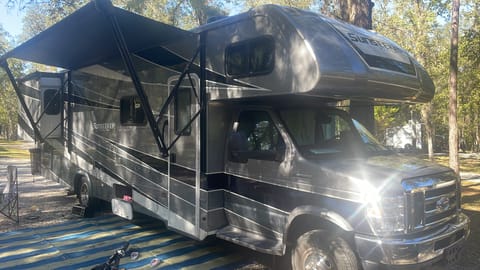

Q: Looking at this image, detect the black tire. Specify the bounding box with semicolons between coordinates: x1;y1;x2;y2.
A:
292;230;358;270
78;176;97;209
275;246;293;270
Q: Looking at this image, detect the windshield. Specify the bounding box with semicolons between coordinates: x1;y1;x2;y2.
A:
279;108;387;158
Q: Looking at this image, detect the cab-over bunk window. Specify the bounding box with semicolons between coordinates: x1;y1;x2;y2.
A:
225;36;275;78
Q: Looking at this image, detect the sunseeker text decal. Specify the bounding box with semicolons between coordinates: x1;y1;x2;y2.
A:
346;32;401;53
93;122;115;131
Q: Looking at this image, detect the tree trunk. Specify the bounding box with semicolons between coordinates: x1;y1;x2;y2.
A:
449;0;460;173
475;112;480;152
340;0;376;133
347;0;374;29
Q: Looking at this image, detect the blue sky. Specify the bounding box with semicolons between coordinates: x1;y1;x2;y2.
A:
0;3;24;38
0;2;242;43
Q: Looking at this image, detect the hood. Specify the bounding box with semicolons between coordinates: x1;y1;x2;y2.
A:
310;154;453;198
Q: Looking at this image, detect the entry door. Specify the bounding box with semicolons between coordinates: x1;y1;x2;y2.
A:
39;77;63;138
165;74;203;239
225;110;288;238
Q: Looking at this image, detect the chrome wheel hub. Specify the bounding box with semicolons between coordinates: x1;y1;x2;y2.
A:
80;184;89;206
304;251;333;270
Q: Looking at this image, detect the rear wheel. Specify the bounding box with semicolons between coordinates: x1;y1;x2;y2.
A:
292;230;358;270
78;176;97;209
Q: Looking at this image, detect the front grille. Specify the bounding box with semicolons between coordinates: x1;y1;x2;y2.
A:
403;172;459;232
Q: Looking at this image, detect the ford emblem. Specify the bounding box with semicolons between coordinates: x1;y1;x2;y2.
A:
436;197;450;211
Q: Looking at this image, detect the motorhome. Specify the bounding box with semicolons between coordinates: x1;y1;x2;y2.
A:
1;1;469;269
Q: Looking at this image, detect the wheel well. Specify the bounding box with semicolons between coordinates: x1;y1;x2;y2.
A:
286;214;355;249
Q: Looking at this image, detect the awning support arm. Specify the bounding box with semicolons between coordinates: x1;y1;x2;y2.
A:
0;60;44;143
39;114;68;142
95;0;168;156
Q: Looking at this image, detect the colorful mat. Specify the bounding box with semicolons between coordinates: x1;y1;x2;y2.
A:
0;215;247;269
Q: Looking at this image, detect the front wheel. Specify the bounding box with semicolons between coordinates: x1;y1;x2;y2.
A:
292;230;358;270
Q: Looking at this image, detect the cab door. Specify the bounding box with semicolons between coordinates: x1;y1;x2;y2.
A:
225;109;290;239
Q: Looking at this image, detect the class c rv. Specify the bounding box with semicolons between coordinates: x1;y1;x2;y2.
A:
0;1;469;269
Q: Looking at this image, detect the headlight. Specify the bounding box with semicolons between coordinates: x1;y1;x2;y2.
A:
366;195;405;235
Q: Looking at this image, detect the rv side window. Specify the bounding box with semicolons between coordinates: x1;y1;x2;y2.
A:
43;89;61;115
226;36;275;78
174;87;191;135
120;96;146;125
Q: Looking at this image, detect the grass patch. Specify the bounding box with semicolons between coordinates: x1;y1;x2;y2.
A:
0;140;31;159
424;155;480;175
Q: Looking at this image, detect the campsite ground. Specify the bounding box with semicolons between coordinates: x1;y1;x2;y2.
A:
1;141;479;269
0;140;79;232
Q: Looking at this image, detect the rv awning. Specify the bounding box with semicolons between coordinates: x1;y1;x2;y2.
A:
0;1;196;70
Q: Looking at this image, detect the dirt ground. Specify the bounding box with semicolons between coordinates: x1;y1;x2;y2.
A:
452;177;480;269
0;158;79;231
1;142;479;269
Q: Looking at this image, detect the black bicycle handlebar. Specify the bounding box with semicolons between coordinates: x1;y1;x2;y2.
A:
91;242;130;270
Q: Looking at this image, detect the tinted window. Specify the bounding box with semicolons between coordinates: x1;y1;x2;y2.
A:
279;108;387;157
174;87;191;135
232;111;284;161
120;96;146;125
280;108;354;155
43;89;61;115
360;52;416;75
226;36;275;77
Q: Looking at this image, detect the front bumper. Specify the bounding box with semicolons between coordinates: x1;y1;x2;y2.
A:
355;213;470;269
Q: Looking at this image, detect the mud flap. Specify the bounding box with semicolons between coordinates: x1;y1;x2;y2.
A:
112;198;133;220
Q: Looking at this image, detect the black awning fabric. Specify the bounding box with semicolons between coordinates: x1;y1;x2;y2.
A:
0;1;196;70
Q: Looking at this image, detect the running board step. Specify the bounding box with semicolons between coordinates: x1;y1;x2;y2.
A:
216;226;283;255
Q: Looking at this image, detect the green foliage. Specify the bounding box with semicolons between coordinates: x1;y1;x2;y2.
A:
458;24;480;151
0;24;11;55
17;0;229;35
374;105;411;143
240;0;314;10
20;1;88;42
372;0;443;151
370;0;480;153
0;26;19;140
0;140;30;158
2;0;480;151
462;29;480;68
